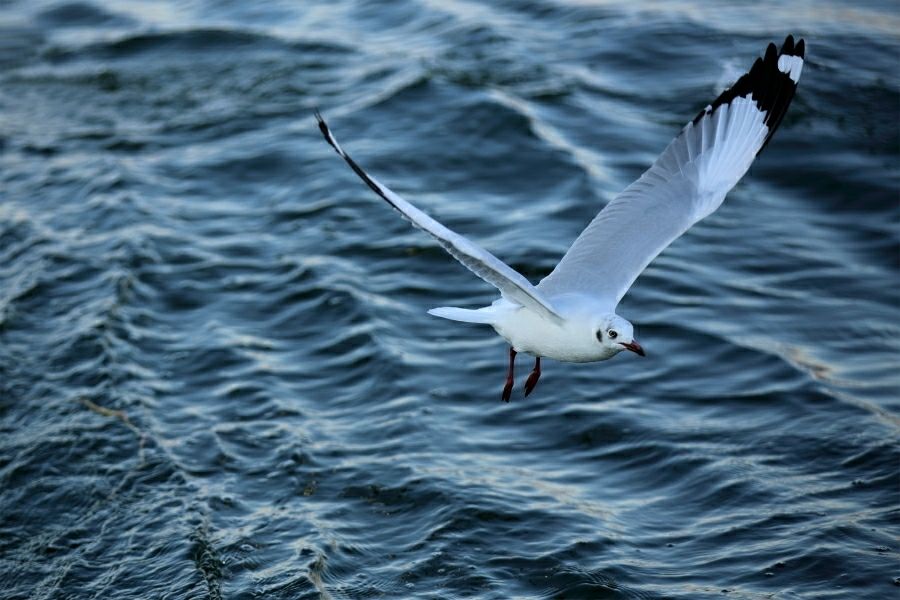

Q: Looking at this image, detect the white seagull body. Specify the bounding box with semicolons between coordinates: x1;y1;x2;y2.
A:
316;36;805;400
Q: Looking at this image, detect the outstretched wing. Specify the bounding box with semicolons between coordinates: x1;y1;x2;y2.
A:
315;112;563;323
537;36;805;305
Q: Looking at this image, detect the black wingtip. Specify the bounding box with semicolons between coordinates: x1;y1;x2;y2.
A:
781;34;806;59
314;109;328;134
314;109;342;154
782;35;795;55
692;36;806;151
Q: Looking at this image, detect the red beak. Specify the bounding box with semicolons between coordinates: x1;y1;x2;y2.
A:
620;340;645;357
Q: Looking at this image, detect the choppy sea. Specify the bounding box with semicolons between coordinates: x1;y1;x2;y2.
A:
1;1;898;598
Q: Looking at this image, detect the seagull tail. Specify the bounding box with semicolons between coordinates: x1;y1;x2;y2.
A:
427;306;496;324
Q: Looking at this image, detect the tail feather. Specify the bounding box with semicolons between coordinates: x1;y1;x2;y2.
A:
427;307;495;324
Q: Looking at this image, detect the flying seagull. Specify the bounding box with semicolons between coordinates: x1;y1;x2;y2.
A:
316;35;805;401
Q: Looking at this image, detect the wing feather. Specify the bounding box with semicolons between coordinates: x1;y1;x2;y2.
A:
538;36;805;305
315;112;564;323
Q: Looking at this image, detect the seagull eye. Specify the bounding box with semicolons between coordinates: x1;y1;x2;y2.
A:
608;330;618;339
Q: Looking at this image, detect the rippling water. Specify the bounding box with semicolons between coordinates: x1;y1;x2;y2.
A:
1;1;898;598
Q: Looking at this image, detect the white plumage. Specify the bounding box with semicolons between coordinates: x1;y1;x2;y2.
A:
316;35;805;400
538;94;769;305
778;54;804;82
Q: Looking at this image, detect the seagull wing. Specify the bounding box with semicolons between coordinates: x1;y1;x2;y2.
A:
315;112;563;323
537;36;805;306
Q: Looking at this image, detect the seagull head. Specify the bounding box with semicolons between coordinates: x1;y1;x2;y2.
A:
595;314;644;358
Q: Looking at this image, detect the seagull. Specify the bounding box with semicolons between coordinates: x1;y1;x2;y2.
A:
316;35;805;401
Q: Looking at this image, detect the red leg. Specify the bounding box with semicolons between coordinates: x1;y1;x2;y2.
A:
501;347;516;403
524;357;541;398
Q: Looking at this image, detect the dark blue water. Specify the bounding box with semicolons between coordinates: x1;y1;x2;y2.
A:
1;1;898;598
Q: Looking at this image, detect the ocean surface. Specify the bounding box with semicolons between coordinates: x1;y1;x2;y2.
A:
1;1;898;598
